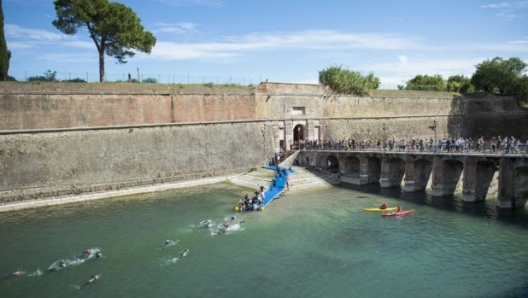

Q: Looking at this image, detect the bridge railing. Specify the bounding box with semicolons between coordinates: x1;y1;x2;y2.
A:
299;141;528;155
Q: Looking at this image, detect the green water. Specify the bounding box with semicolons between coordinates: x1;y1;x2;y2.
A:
1;182;528;298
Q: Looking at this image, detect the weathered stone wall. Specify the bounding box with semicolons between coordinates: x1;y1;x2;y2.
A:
0;82;257;130
1;82;526;140
0;122;270;203
0;82;526;205
256;83;527;140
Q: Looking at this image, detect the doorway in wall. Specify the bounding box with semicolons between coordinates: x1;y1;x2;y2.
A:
293;124;304;149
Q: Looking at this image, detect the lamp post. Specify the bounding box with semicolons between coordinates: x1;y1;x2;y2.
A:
428;119;437;153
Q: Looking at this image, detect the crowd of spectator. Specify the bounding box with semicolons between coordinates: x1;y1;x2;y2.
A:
296;135;528;154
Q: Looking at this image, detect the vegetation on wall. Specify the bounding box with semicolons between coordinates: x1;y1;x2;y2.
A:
471;57;528;104
52;0;156;83
28;70;86;82
392;57;528;104
399;74;474;94
318;66;380;96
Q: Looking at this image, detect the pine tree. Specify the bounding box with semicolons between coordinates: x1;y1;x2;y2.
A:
0;0;11;81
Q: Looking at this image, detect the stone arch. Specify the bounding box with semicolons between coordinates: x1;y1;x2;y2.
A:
344;156;360;178
326;155;339;173
385;157;405;187
414;158;433;190
367;156;381;183
475;160;498;200
433;159;464;196
293;124;304;149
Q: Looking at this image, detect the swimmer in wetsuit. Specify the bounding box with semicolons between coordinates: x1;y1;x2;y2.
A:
76;275;100;290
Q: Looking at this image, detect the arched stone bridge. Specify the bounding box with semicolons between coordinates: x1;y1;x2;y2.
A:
296;150;528;209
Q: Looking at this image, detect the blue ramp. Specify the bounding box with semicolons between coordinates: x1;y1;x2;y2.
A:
261;166;293;208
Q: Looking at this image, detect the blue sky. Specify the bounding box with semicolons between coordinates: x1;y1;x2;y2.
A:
4;0;528;87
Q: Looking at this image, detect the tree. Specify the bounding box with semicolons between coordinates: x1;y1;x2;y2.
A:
0;0;11;81
511;75;528;105
405;74;446;91
52;0;156;82
28;70;59;82
471;57;526;95
365;72;380;89
446;75;474;94
319;66;379;96
142;77;157;83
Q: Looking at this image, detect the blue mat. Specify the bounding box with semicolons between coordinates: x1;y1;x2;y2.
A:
261;166;292;207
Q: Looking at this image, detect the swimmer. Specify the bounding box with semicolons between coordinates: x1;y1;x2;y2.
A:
178;249;190;258
88;275;100;283
76;274;100;290
27;269;43;277
9;270;26;277
48;260;67;272
162;239;173;248
159;239;179;250
95;251;103;258
197;219;212;229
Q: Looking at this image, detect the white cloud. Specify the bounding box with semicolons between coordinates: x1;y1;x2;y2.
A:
155;22;199;34
65;40;95;49
5;41;34;49
368;57;481;83
37;53;96;63
235;30;419;51
5;24;64;41
481;0;528;9
147;30;420;60
509;38;528;44
150;41;238;60
481;2;512;9
480;1;528;19
398;55;409;63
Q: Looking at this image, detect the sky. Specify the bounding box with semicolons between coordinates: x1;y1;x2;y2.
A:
3;0;528;87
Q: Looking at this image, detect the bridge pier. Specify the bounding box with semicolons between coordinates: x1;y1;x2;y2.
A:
432;157;463;197
497;158;528;208
461;158;497;202
340;175;369;185
380;156;405;188
404;156;417;192
404;156;432;192
297;150;527;209
340;155;369;185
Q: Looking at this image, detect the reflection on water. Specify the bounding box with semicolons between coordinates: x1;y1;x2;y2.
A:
0;182;527;298
339;182;528;228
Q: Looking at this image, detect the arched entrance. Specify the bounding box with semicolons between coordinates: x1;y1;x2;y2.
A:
326;155;339;173
293;124;304;149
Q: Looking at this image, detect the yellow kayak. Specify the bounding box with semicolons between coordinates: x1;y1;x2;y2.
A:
362;207;398;212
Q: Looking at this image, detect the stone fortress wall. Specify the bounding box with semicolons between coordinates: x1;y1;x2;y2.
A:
0;82;526;204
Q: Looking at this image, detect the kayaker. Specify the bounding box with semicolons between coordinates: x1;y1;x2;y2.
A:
397;206;401;212
380;202;387;210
